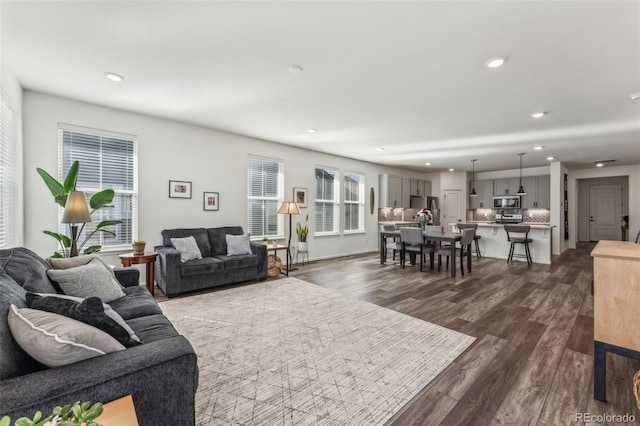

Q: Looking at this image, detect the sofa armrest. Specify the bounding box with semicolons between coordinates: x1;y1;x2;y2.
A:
0;335;198;426
113;267;140;288
251;243;267;279
153;246;183;294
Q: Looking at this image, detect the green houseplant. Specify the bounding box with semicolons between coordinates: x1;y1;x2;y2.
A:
37;160;121;257
296;213;309;252
0;401;103;426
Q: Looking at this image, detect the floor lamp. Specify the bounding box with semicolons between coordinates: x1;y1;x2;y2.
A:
278;201;300;275
62;191;92;257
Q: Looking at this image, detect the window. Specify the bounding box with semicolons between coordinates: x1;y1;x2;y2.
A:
0;92;20;248
344;171;365;232
59;124;138;251
247;156;284;239
315;167;340;234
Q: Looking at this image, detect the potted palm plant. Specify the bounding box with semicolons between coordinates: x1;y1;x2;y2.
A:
296;213;309;252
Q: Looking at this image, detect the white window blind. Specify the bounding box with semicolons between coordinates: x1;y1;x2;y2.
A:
344;171;365;232
247;156;284;238
315;167;340;234
59;125;138;251
0;92;20;248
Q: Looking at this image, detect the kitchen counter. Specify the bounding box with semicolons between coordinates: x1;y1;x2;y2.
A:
450;222;555;264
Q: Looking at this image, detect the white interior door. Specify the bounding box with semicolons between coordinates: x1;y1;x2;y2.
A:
589;184;622;241
443;190;463;229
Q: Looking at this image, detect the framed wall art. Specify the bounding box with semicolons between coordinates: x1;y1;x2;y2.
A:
293;187;308;208
203;192;219;211
169;180;192;199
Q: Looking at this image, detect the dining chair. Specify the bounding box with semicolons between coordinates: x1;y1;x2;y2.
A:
400;227;435;272
437;228;475;276
381;224;401;262
504;224;533;264
457;223;482;258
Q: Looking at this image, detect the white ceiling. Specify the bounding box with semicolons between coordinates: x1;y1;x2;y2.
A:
2;1;639;173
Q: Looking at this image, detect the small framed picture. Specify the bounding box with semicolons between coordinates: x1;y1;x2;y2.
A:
169;180;192;199
293;187;308;208
203;192;219;211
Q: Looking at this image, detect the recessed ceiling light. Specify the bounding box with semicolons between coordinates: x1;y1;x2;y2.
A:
449;168;455;172
307;128;317;133
534;146;544;150
630;93;640;101
546;156;555;161
376;147;384;151
425;162;432;166
485;57;507;68
530;111;547;119
289;65;304;74
595;162;604;167
105;72;124;82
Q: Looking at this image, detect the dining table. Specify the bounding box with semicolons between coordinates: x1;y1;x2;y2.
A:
379;228;470;278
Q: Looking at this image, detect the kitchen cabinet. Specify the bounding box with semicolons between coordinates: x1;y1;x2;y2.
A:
424;180;431;196
379;174;403;208
493;178;521;196
470;180;494;209
410;179;427;196
521;175;550;209
402;178;411;208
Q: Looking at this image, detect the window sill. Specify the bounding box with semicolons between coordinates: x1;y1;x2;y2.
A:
343;230;366;235
314;232;341;238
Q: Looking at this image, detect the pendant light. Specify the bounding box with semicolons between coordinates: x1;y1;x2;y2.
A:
517;153;526;195
470;159;478;197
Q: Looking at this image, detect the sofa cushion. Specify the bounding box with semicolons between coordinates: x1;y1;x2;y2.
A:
108;286;163;320
0;272;45;380
171;236;203;262
125;314;179;343
0;247;60;294
7;305;125;368
208;226;244;256
162;228;211;258
226;233;252;256
181;257;225;277
26;293;141;347
214;254;259;270
47;258;126;303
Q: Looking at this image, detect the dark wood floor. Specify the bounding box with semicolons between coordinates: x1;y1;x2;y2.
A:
154;243;640;425
293;244;640;425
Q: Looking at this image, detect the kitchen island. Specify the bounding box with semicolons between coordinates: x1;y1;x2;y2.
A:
451;222;555;264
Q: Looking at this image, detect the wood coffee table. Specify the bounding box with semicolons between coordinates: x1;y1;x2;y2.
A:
95;394;138;425
119;252;158;295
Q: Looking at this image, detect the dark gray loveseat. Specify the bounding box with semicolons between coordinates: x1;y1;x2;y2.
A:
0;247;198;425
154;226;267;297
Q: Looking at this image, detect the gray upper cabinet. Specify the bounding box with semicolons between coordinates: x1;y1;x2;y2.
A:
379;174;403;208
410;178;426;196
470;179;494;209
521;175;550;209
494;178;520;195
402;178;411;208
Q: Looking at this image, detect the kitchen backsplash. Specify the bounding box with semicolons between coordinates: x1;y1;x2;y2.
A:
468;208;550;223
378;208;419;222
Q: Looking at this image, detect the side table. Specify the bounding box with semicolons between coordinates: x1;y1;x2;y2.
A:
119;252;158;296
265;244;291;276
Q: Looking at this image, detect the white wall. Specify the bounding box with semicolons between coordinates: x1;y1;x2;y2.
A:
22;91;428;266
1;56;24;246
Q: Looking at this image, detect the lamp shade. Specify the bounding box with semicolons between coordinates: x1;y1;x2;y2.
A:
61;191;92;224
278;201;300;215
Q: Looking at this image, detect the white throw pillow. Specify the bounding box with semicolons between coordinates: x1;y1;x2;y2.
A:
170;236;203;262
7;305;125;368
46;258;126;303
226;234;252;256
47;254;116;278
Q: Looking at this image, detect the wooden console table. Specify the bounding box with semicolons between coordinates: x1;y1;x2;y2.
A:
95;394;139;425
119;252;158;296
591;240;640;401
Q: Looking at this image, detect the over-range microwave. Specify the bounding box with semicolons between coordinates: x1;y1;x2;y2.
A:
493;196;521;209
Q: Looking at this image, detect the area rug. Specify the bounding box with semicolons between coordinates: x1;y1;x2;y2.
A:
159;277;475;425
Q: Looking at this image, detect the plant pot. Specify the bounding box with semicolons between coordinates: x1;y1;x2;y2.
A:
133;243;145;255
298;242;308;252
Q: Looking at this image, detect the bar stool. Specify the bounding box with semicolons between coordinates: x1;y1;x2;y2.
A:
504;224;533;264
457;223;482;258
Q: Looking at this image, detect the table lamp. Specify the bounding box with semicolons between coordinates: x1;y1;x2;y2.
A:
62;191;92;257
278;201;300;271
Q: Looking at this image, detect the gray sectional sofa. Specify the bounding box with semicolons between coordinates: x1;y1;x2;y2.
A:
0;247;198;425
154;226;267;297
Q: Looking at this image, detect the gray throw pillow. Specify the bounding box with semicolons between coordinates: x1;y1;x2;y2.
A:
226;233;252;256
170;236;203;262
47;258;126;303
26;293;142;347
7;304;125;368
34;292;140;344
47;254;116;278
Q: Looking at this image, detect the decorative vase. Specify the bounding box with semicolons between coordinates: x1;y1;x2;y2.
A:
133;243;145;255
298;241;308;252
